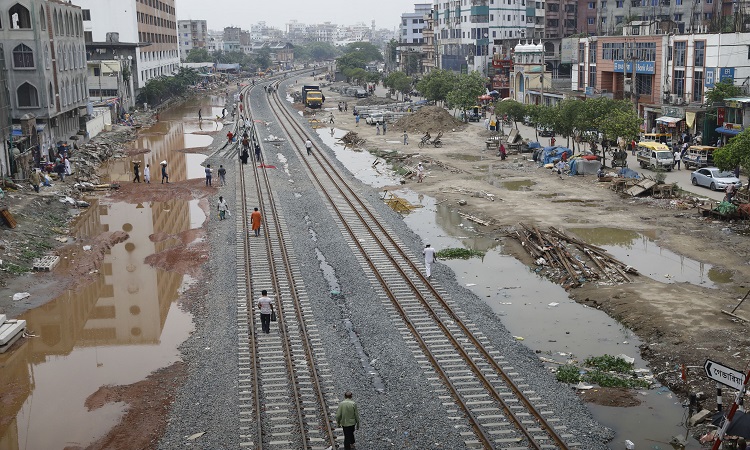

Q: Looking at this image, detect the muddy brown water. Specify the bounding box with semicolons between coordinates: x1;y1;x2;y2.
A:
0;95;223;448
318;127;701;448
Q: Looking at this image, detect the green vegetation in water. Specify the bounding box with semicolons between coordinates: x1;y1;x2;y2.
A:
436;247;485;260
555;355;650;389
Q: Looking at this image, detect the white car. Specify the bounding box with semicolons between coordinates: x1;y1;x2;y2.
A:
691;167;741;191
366;113;385;125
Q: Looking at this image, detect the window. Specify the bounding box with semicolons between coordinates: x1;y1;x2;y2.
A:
579;43;585;62
674;41;685;67
84;31;92;42
616;0;623;6
616;15;623;23
82;9;90;20
588;1;595;7
588;17;595;24
17;82;38;107
12;44;34;68
40;6;45;30
693;71;703;102
674;13;683;21
601;0;607;6
589;42;597;62
674;69;685;96
589;65;597;88
704;13;712;19
694;41;704;67
636;73;652;95
9;3;32;29
676;0;682;4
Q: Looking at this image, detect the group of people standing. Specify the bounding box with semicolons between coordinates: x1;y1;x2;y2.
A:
131;160;170;184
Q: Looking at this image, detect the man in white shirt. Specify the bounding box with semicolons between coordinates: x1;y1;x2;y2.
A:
423;244;437;278
257;289;274;334
305;138;313;155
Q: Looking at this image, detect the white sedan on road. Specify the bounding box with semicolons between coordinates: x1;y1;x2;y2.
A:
690;167;742;191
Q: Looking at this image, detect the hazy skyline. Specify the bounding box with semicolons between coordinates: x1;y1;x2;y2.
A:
174;0;414;32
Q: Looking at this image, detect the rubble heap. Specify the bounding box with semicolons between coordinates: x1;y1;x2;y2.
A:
391;106;465;134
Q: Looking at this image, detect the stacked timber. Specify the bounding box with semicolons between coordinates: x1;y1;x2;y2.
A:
514;223;638;289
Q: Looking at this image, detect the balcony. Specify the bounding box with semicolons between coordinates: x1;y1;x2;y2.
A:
471;0;488;4
470;14;490;22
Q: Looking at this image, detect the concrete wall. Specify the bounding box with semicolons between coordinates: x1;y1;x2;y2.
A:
85;107;112;139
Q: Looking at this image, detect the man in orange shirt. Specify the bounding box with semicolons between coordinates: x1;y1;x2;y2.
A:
250;207;262;237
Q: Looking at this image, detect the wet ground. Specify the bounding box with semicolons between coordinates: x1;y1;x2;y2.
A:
317;126;700;449
0;95;224;448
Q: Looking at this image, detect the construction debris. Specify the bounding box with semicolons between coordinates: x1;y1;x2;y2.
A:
513;224;638;289
339;131;366;148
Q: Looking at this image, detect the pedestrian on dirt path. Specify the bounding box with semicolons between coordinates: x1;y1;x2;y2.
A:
355;114;360;127
217;196;229;220
144;164;151;184
198;108;202;122
30;168;41;193
376;123;381;135
218;165;227;186
257;289;273;334
673;149;681;170
382;121;387;135
227;131;234;145
251;207;262;236
423;244;437;278
484;117;490;130
240;148;249;165
205;164;213;186
132;161;141;183
305;138;313;155
403;131;408;145
161;161;169;184
242;135;250;152
329;113;335;124
254;143;262;161
222;108;226;119
550;136;556;146
344;102;348;112
726;183;737;203
336;391;360;450
417;163;425;183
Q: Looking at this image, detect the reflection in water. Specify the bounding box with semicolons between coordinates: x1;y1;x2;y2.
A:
0;97;219;449
568;227;717;287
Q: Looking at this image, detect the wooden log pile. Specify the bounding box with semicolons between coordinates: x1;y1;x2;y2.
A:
338;131;366;148
514;223;638;289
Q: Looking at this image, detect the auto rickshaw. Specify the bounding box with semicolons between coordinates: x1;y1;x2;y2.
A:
468;106;481;122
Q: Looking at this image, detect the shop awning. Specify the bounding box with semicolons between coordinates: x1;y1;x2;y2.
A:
715;126;742;136
656;116;682;126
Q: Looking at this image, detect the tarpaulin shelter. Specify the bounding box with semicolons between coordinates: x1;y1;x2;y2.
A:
541;146;573;165
568;158;601;175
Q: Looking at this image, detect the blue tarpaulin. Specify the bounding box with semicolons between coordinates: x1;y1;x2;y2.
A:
569;158;601;176
541;146;573;165
528;142;542;149
715;126;741;136
619;167;640;179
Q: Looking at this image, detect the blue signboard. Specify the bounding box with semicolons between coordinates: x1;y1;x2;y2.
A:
719;67;735;83
585;86;594;96
705;68;735;88
613;60;655;74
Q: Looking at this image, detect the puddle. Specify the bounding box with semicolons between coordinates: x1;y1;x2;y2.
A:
568;227;718;288
326;145;699;449
0;97;215;449
185;153;208;179
315;128;401;188
502;180;535;191
315;248;341;296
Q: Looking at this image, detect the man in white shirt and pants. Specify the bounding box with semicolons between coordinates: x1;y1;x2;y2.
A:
423;244;437;278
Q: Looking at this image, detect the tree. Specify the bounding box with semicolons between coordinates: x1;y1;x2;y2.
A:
294;42;337;62
705;80;744;106
446;71;486;120
494;99;526;129
254;47;272;70
336;52;367;73
342;42;383;62
185;48;211;63
714;128;750;175
383;71;412;99
416;69;456;104
594;106;641;148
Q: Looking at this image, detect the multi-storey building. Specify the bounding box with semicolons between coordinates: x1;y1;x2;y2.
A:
433;0;526;73
77;0;179;95
399;3;431;74
571;25;750;143
206;30;223;53
177;19;206;61
1;0;89;166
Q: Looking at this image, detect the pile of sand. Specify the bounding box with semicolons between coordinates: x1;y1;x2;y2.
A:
357;96;398;106
391;106;466;134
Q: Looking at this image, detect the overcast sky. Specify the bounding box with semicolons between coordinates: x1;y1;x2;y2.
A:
175;0;411;32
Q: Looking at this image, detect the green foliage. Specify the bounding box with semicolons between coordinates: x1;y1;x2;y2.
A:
446;71;486;115
556;364;581;383
435;247;485;259
254;47;272;70
20;248;42;261
494;100;527;128
714;127;750;172
294;42;338;62
387;39;399;64
337;52;368;73
383;71;412;98
706;80;744;106
593;103;641;143
138;68;200;105
584;354;634;373
344;67;370;86
557;354;650;388
185;48;211;63
417;69;457;104
342;42;383;62
3;262;29;275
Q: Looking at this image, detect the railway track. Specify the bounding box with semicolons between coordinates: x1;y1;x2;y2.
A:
233;78;338;450
261;78;579;449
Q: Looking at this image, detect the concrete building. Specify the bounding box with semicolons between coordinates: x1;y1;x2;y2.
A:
206;30;223;53
399;3;431;74
76;0;179;95
510;41;557;104
571;28;750;142
177;19;207;61
85;41;141;112
432;0;527;73
0;0;90;172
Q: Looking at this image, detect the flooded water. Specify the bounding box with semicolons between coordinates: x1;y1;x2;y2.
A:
102;95;223;184
568;227;726;288
323;140;700;449
0;95;220;448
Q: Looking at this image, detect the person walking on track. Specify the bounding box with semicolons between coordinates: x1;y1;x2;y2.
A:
217;196;229;220
161;161;169;184
254;143;262;162
132;161;141;183
423;244;437;278
257;289;273;334
144;164;151;184
336;391;360;450
305;138;313;156
205;164;213;186
218;165;226;186
251;207;262;237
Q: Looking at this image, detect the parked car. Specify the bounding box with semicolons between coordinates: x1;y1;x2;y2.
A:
537;127;555;137
691;167;742;191
355;89;369;98
365;112;385;125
